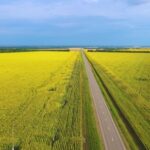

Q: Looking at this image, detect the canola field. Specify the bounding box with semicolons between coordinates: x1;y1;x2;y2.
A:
86;52;150;149
0;51;101;150
0;51;81;150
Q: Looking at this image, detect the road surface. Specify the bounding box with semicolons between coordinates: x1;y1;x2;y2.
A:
82;52;126;150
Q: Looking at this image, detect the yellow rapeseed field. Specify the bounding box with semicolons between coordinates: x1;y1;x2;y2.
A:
0;51;79;149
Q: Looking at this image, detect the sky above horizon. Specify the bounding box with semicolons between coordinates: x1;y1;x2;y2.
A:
0;0;150;46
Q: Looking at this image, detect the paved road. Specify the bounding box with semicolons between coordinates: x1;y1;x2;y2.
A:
82;52;126;150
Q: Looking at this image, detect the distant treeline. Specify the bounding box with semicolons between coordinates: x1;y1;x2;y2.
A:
0;48;70;53
88;48;150;53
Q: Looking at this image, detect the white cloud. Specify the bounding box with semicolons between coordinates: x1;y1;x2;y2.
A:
0;0;150;21
83;0;99;3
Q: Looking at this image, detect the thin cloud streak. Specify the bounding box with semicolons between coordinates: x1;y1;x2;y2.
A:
0;0;150;21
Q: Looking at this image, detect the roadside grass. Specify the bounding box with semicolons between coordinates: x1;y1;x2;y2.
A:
86;52;150;150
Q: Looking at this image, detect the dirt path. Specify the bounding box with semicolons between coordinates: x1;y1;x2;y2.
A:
82;52;126;150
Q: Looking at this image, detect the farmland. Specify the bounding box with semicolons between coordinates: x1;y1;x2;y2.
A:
0;51;101;150
0;49;149;150
86;52;150;149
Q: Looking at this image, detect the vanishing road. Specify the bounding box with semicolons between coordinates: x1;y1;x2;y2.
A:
82;52;126;150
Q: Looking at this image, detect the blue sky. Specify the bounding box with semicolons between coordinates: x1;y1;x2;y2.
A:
0;0;150;46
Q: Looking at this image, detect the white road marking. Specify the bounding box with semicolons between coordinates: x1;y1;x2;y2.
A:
112;137;114;142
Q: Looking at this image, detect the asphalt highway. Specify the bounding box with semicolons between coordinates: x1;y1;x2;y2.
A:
82;52;126;150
